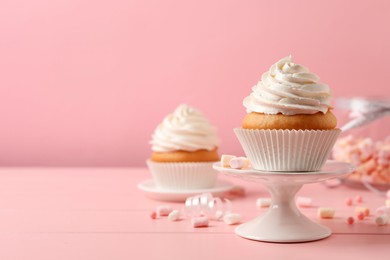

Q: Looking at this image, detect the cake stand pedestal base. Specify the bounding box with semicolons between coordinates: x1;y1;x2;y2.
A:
213;160;353;243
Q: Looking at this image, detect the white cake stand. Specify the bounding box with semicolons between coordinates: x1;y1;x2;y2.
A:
213;160;353;243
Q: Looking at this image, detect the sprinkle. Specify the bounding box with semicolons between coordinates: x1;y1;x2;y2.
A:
256;198;272;208
356;211;365;221
223;213;242;225
355;195;363;203
150;211;157;219
317;207;335;219
346;216;355;225
345;197;353;206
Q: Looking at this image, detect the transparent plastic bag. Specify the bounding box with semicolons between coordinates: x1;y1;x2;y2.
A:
333;97;390;194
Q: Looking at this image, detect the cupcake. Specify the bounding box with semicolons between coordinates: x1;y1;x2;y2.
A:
235;56;341;171
147;104;220;190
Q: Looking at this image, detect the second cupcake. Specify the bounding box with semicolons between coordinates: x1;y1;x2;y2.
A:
147;104;220;190
235;56;341;171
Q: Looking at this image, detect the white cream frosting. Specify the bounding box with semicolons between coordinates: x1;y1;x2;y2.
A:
150;104;220;152
243;56;332;115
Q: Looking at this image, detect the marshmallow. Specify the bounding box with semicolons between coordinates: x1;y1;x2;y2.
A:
223;213;242;225
332;136;390;185
229;157;250;169
375;214;389;226
355;207;370;217
256;198;272;208
296;196;312;207
323;178;342;188
386;199;390;208
376;206;390;215
221;154;236;168
317;207;335;219
157;205;173;217
168;210;180;221
191;216;209;228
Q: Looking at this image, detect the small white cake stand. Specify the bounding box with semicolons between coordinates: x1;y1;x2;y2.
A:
213;160;353;243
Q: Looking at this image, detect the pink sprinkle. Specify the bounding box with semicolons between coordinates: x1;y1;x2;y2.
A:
150;211;157;219
346;216;355;225
345;197;353;206
355;195;363;203
357;211;365;221
192;216;209;228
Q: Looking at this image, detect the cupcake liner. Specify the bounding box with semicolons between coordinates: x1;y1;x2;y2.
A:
146;160;218;190
234;128;341;172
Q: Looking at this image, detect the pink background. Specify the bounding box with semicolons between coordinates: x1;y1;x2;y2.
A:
0;0;389;167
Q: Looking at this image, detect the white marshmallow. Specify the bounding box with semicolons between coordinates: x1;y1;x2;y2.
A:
256;198;272;208
375;214;389;226
223;213;242;225
168;210;180;221
296;196;312;207
229;157;250;169
192;216;209;228
221;154;236;167
318;207;335;219
156;205;173;217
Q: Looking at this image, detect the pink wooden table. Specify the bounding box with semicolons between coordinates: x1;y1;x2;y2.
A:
0;167;389;260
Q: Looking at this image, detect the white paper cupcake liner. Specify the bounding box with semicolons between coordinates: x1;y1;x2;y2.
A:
234;128;341;172
146;160;218;190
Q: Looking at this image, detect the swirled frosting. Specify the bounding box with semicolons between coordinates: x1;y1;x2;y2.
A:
243;56;332;115
150;104;220;152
